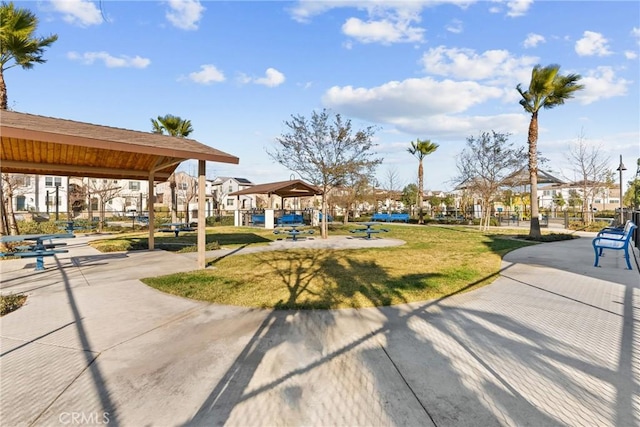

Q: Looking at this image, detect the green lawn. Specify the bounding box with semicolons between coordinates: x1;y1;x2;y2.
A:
138;225;537;309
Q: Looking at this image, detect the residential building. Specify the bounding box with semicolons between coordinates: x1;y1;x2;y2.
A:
208;177;256;213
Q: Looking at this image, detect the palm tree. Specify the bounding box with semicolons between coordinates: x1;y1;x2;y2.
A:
150;114;194;222
0;2;58;110
407;139;439;224
517;64;583;238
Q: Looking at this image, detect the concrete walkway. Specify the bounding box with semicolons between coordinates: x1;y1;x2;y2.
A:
0;231;638;426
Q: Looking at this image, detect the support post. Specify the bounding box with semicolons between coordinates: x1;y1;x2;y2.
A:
148;172;155;250
198;160;206;269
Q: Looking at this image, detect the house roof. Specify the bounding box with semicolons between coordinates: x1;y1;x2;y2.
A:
211;176;254;185
0;110;239;181
229;179;322;198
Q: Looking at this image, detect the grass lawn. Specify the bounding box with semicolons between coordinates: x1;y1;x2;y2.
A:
139;224;540;310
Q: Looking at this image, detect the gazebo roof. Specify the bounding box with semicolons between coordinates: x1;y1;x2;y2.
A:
0;110;239;181
503;168;565;186
229;179;322;198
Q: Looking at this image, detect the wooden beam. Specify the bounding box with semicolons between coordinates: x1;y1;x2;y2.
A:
198;160;206;270
148;171;155;251
0;160;172;181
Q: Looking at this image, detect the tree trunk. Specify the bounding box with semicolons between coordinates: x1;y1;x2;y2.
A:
320;194;328;239
170;174;177;223
0;70;7;110
418;161;424;224
0;180;8;235
528;112;541;238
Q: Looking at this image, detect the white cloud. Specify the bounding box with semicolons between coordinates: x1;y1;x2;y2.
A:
632;27;640;44
322;77;503;128
625;51;638;60
188;65;225;84
506;0;533;17
165;0;205;31
288;1;476;45
446;19;463;34
50;0;102;27
239;68;286;87
523;33;545;48
67;51;150;68
255;68;286;87
577;66;630;105
575;31;612;56
342;17;424;44
420;46;538;84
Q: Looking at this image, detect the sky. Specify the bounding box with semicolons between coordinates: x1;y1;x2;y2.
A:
6;0;640;192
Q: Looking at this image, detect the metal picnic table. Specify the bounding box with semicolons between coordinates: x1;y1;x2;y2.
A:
159;223;195;237
0;233;75;271
350;222;389;240
273;224;314;241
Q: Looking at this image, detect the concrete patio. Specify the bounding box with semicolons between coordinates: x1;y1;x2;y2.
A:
0;231;638;426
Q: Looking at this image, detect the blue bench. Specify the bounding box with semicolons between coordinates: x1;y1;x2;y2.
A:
319;213;333;222
372;213;390;222
277;214;303;226
252;214;265;225
592;221;637;270
371;213;409;223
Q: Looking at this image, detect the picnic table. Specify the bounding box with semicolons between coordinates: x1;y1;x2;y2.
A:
273;224;314;242
159;222;195;237
0;233;75;271
56;220;92;233
350;222;389;240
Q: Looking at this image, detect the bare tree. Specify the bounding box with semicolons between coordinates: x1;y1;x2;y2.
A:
455;131;525;231
176;173;198;224
1;174;22;235
88;179;121;232
268;109;382;238
565;130;611;225
381;167;403;214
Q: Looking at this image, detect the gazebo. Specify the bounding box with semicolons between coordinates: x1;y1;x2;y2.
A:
1;110;239;269
229;179;322;227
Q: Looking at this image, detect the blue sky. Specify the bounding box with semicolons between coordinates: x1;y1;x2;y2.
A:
7;0;640;192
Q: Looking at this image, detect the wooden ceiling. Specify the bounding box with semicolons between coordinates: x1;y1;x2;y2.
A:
1;111;239;181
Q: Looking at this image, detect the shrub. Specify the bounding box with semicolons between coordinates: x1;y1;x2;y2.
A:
1;293;27;316
567;220;611;232
517;233;577;242
16;220;60;235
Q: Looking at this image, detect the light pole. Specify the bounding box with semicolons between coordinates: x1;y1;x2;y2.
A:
616;155;626;225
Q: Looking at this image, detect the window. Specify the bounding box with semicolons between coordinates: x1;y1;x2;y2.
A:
226;198;234;206
178;182;188;191
228;185;233;193
129;181;140;191
610;199;619;204
15;175;31;186
45;176;62;187
16;196;26;211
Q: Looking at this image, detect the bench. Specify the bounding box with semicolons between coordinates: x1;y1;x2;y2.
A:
390;213;409;223
252;214;265;225
592;221;637;270
371;213;409;223
277;214;303;226
372;213;390;222
0;249;69;271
